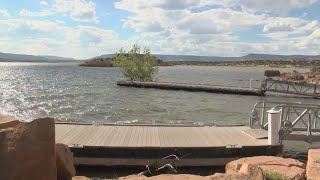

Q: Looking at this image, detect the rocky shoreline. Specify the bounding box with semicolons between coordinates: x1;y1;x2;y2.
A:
1;115;319;180
265;69;320;84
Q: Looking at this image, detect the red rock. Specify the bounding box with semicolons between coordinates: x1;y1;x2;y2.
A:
209;163;264;180
0;117;56;180
239;163;264;180
119;171;263;180
226;156;306;180
0;115;20;129
56;143;76;180
306;149;320;180
118;175;147;180
118;174;211;180
210;172;253;180
72;176;91;180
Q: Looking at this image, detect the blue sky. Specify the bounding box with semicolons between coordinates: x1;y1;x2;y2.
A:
0;0;319;59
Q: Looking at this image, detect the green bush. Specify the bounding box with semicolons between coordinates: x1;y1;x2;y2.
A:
114;44;158;81
265;171;288;180
310;66;320;73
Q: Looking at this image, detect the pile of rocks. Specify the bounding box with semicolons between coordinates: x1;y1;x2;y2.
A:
120;153;320;180
265;69;320;84
302;73;320;84
279;72;305;81
0;115;88;180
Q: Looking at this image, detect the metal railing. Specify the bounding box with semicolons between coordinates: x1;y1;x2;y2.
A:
261;78;320;98
249;101;320;143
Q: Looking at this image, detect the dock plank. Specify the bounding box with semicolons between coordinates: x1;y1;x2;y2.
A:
55;124;286;167
121;126;134;147
127;126;138;147
55;124;279;148
107;126;121;146
73;125;97;146
87;126;105;146
153;126;161;147
56;124;77;143
114;126;128;147
59;125;85;145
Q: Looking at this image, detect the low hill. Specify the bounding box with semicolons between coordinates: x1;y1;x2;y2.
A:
241;54;320;61
0;52;77;62
92;53;320;62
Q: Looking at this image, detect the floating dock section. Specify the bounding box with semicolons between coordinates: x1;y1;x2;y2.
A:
56;123;282;167
116;81;264;96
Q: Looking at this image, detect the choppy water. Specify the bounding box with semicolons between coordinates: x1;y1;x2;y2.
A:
0;62;316;125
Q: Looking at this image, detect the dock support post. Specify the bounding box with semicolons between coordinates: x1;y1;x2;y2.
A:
250;78;253;89
267;109;281;145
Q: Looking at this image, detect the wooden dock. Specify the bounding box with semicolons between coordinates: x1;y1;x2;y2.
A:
55;123;282;166
117;81;264;96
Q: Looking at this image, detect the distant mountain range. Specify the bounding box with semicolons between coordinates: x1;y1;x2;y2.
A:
0;52;77;62
1;52;320;62
93;53;320;62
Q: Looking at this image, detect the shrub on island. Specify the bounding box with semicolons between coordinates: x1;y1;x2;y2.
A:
114;44;158;82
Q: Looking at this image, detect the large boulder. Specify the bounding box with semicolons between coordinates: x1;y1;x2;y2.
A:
306;149;320;180
0;117;56;180
119;174;210;180
226;156;306;180
211;163;264;180
264;70;281;77
210;173;254;180
0;115;20;129
72;176;91;180
56;143;76;180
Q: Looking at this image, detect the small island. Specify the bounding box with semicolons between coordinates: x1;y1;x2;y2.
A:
79;58;115;67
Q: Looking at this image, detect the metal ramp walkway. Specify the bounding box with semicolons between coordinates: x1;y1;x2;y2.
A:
249;101;320;143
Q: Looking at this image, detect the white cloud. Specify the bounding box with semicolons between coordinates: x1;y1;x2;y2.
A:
114;0;320;56
0;9;11;18
295;29;320;50
0;19;65;32
19;9;53;17
0;19;137;59
52;0;98;23
115;0;318;14
155;0;200;10
262;18;319;40
116;1;268;35
177;9;265;34
263;18;303;33
19;0;98;23
40;1;49;7
234;0;317;14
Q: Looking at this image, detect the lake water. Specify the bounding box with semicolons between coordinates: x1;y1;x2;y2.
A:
0;62;315;125
1;62;320;152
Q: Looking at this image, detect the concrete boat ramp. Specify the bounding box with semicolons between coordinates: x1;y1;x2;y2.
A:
55;123;282;167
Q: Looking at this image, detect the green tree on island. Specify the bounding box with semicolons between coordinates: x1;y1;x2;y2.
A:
114;44;158;82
